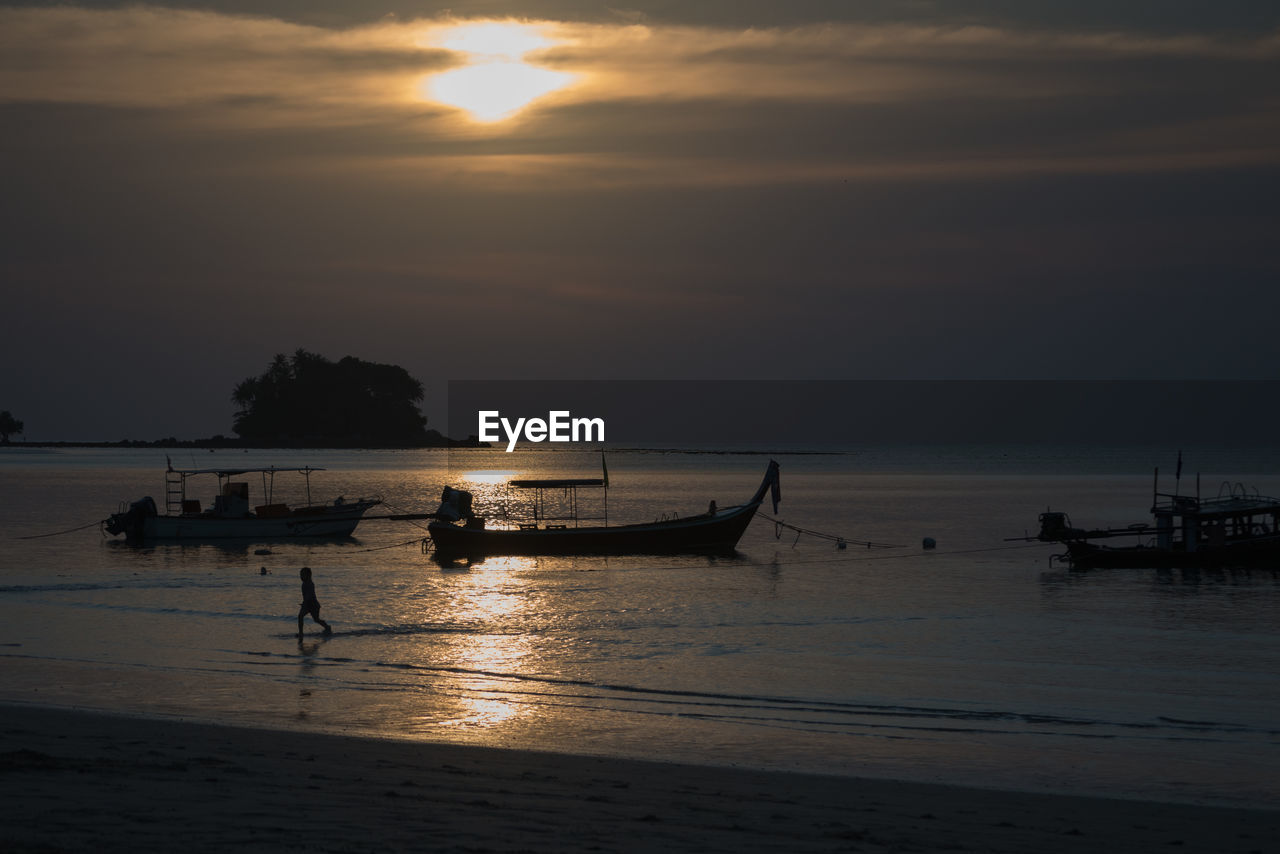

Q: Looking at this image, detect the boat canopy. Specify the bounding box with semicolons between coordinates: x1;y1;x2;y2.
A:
166;465;327;477
163;463;331;514
508;478;605;489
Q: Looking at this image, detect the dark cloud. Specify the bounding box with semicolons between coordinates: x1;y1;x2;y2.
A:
2;0;1275;32
448;380;1280;445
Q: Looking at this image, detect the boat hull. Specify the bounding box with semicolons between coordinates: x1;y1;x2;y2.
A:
108;501;380;543
143;511;370;541
429;503;760;557
1066;535;1280;569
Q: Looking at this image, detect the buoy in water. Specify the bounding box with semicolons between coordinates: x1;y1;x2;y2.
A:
922;537;937;550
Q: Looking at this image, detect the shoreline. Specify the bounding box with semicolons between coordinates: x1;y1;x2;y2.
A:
0;436;483;450
3;703;1275;853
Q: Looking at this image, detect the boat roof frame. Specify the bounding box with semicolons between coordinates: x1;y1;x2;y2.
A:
168;465;327;478
165;464;328;511
502;478;608;526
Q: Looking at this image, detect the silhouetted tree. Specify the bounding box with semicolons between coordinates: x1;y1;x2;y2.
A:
231;350;428;445
0;411;23;444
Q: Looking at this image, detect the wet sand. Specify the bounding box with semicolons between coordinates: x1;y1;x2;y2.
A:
2;703;1275;853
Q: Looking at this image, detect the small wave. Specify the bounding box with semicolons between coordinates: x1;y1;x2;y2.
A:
214;648;1275;744
263;623;502;642
0;578;250;596
0;583;126;594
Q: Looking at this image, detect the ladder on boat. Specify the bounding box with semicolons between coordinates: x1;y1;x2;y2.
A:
165;468;184;514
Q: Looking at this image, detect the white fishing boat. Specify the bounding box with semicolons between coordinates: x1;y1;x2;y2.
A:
104;462;380;542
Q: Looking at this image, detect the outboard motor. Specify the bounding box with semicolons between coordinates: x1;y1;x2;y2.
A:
434;487;476;523
1036;510;1083;542
104;496;158;540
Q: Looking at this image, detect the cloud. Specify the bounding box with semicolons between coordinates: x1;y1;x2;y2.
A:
5;7;1277;202
0;6;454;120
3;7;1279;438
6;9;1277;113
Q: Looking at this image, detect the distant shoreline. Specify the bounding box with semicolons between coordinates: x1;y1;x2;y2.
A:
1;435;487;450
0;442;838;456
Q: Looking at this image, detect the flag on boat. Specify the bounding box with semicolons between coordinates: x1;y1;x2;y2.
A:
770;462;781;514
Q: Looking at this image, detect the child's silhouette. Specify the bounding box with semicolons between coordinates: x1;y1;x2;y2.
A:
297;567;332;638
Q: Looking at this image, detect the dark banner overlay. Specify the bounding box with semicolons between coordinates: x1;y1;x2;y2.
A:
447;380;1280;451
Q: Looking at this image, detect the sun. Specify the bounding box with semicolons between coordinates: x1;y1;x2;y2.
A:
428;61;573;123
433;21;557;57
420;22;575;123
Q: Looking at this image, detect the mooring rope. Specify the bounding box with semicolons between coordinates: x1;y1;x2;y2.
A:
757;541;1055;566
15;519;109;540
353;536;429;553
756;512;905;550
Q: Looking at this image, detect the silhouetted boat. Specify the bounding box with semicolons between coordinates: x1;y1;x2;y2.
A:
1017;459;1280;568
428;460;780;557
103;462;380;542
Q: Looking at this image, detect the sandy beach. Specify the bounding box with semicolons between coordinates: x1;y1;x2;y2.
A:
2;703;1275;853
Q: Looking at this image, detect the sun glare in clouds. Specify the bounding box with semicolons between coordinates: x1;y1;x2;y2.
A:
420;21;575;123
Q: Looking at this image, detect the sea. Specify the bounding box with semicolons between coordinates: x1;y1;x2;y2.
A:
1;444;1278;809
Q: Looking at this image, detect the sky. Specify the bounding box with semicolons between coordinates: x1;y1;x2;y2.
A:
2;1;1278;440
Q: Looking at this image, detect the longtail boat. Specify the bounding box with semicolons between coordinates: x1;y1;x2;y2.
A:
428;460;780;557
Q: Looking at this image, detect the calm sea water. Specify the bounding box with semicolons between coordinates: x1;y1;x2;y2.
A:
1;445;1278;808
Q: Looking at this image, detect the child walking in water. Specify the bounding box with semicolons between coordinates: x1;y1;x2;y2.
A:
297;566;331;638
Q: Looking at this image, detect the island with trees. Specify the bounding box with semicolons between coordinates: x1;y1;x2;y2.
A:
230;349;453;447
3;351;480;449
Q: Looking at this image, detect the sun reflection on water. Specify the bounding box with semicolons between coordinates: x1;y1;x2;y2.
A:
461;470;518;484
431;567;543;732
